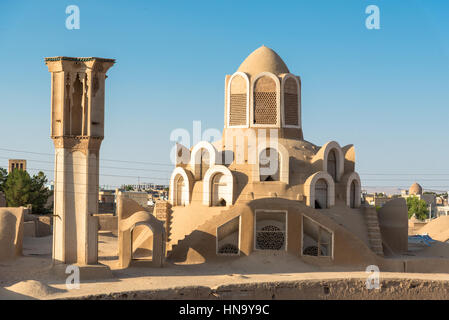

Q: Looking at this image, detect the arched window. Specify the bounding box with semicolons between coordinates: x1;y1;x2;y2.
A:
253;76;277;125
344;173;361;208
174;175;185;206
350;180;357;208
71;74;83;136
283;77;298;126
259;148;280;181
211;173;227;206
315;179;328;209
190;141;217;181
203;165;234;206
327;150;337;181
229;74;247;126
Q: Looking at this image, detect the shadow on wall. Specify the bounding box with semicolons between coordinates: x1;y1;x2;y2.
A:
232;171;248;201
168;230;241;264
378;198;408;254
0;207;25;261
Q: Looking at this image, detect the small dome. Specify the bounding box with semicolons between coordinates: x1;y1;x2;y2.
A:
409;182;423;195
237;46;289;77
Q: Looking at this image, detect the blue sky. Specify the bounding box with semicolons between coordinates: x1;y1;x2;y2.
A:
0;0;448;193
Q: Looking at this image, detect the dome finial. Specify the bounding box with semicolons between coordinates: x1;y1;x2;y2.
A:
237;46;289;77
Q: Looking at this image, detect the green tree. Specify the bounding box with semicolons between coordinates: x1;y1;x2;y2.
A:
122;185;134;191
406;196;429;221
0;167;7;192
3;169;52;214
29;171;53;214
4;169;32;207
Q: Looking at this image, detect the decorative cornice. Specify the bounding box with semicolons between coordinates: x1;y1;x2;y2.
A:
45;57;116;63
51;136;103;152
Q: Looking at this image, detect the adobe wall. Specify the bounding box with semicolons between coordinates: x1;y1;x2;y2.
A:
94;213;118;234
378;198;408;253
168;198;400;270
0;207;25;261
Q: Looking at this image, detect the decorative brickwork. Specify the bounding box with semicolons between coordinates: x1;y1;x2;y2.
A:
154;201;172;242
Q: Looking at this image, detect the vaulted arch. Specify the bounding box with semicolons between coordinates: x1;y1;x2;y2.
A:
341;172;362;208
190;141;219;180
203;165;234;206
254;142;289;184
312;141;345;182
169;167;193;206
304;171;335;209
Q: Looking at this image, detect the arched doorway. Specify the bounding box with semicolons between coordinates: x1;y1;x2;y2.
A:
315;179;328;209
212;173;227;206
175;175;185;206
259;148;280;181
327;149;337;181
350;180;357;208
131;224;153;261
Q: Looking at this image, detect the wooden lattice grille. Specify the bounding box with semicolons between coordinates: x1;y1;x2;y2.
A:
284;78;298;126
229;93;247;126
254;92;277;124
254;76;277;125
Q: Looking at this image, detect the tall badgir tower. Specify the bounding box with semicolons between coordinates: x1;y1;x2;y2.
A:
165;46;408;265
45;57;114;265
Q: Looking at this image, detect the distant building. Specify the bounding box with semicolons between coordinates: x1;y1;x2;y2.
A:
8;159;26;173
130;183;168;192
401;182;437;219
436;206;449;217
362;192;390;207
46;181;54;191
99;190;116;214
117;190;149;209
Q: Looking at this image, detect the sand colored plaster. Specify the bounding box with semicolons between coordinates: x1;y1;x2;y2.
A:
117;196;165;268
378;198;408;254
417;216;449;242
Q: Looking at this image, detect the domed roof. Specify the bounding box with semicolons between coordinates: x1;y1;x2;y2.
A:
409;182;423;195
237;46;289;77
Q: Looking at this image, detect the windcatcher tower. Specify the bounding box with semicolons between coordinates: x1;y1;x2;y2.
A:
45;57;115;265
224;45;303;140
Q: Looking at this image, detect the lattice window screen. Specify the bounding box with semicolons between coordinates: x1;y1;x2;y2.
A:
254;91;277;125
254;76;277;125
229;93;247;126
284;78;298;126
